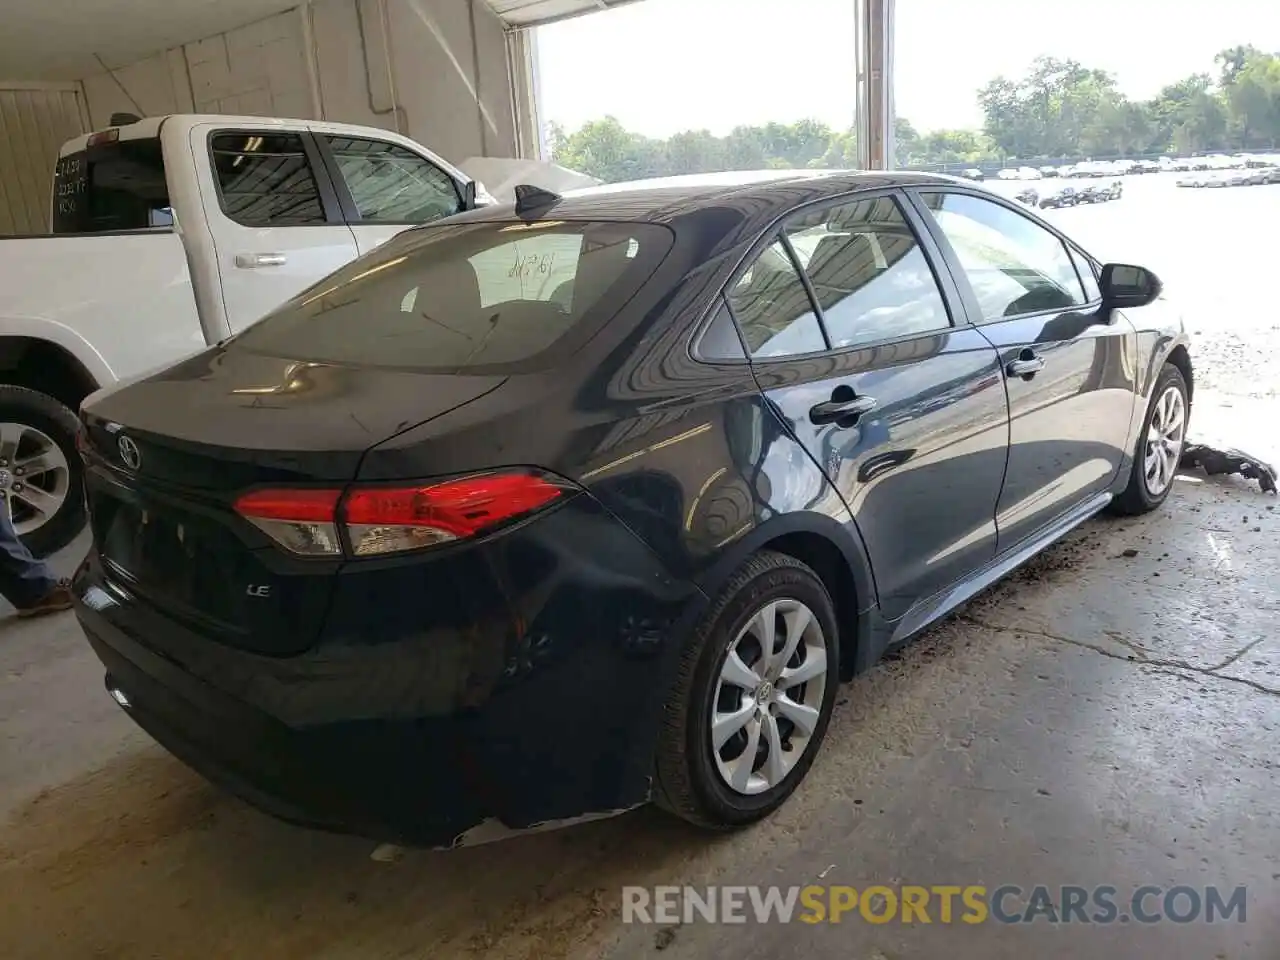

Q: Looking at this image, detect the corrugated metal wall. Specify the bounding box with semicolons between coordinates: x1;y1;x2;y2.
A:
0;84;89;235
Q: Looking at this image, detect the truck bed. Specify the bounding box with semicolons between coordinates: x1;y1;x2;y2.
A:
0;229;207;385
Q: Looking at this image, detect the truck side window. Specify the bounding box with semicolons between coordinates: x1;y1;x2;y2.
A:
210;133;326;226
321;136;463;225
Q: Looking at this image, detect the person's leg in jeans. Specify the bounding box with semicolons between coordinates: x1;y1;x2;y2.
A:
0;509;71;617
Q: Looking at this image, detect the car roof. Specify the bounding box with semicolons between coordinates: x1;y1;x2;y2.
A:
449;168;961;226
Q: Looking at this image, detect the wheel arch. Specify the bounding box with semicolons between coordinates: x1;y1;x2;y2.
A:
0;328;107;413
696;512;876;681
1165;342;1193;405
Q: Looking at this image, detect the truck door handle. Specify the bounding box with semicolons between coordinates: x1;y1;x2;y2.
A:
809;394;878;425
235;253;288;269
1006;350;1045;380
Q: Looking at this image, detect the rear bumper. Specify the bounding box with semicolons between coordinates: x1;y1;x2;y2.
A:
82;606;506;846
74;495;701;847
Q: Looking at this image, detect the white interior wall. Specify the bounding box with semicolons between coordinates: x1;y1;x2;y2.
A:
0;83;90;233
76;0;520;163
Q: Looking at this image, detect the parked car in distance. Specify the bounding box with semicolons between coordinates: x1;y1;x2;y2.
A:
1070;160;1106;178
959;168;985;181
1076;182;1112;203
0;113;509;556
1039;166;1059;178
1038;185;1077;208
74;170;1194;848
1014;186;1040;206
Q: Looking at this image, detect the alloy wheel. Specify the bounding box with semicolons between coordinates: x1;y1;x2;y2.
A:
1144;384;1186;497
0;422;71;536
710;598;829;796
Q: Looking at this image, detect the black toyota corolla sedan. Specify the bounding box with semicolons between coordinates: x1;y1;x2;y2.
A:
73;170;1193;848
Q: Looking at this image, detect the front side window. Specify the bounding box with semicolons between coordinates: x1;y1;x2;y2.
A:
52;138;171;234
211;132;326;226
323;136;462;224
783;195;951;349
919;192;1086;321
1069;247;1102;301
233;220;673;372
727;239;826;359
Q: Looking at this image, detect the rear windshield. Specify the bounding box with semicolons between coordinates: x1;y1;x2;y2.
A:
53;137;173;233
233;219;675;373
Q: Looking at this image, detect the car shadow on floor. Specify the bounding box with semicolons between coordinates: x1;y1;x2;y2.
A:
0;741;730;959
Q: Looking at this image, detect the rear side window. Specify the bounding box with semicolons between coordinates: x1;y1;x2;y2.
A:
699;299;747;361
322;136;463;224
727;238;826;358
211;132;326;226
783;195;951;349
233;220;675;373
52;138;172;233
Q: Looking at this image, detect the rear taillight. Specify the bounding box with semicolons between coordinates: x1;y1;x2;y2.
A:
234;488;344;557
233;470;573;558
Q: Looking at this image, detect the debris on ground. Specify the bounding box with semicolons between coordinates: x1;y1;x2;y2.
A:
1179;442;1278;494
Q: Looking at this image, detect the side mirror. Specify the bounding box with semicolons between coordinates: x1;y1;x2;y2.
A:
461;180;478;210
1100;262;1162;309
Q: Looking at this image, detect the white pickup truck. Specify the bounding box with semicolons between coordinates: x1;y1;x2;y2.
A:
0;113;509;556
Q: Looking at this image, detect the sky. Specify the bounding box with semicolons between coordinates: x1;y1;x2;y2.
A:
534;0;1280;137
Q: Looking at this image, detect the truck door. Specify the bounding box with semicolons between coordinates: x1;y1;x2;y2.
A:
189;123;359;332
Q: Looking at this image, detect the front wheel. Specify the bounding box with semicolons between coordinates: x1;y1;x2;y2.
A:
654;551;840;829
1108;362;1189;516
0;385;86;557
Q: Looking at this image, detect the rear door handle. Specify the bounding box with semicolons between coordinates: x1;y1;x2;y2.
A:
235;253;288;269
1006;350;1045;380
809;394;878;425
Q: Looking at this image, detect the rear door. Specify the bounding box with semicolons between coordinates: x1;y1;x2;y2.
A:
707;191;1009;621
190;122;359;332
311;131;467;256
909;188;1138;551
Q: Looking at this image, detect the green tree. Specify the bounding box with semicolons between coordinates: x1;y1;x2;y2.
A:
665;129;726;174
547;44;1280;182
1220;48;1280;147
551;116;668;181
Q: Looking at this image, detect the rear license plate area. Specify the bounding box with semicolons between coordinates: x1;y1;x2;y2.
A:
98;497;238;625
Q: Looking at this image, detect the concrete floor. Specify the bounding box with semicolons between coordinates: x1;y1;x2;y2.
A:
0;393;1276;960
2;175;1279;958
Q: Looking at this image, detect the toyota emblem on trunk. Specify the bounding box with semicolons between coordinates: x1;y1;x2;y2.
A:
118;435;141;470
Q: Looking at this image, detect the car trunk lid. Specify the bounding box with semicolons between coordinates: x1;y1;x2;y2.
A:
80;346;506;656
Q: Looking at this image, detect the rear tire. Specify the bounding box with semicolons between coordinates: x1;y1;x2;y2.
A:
0;385;85;557
654;551;840;829
1108;362;1188;517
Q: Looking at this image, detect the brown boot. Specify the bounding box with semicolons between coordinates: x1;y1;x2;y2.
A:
17;579;73;619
